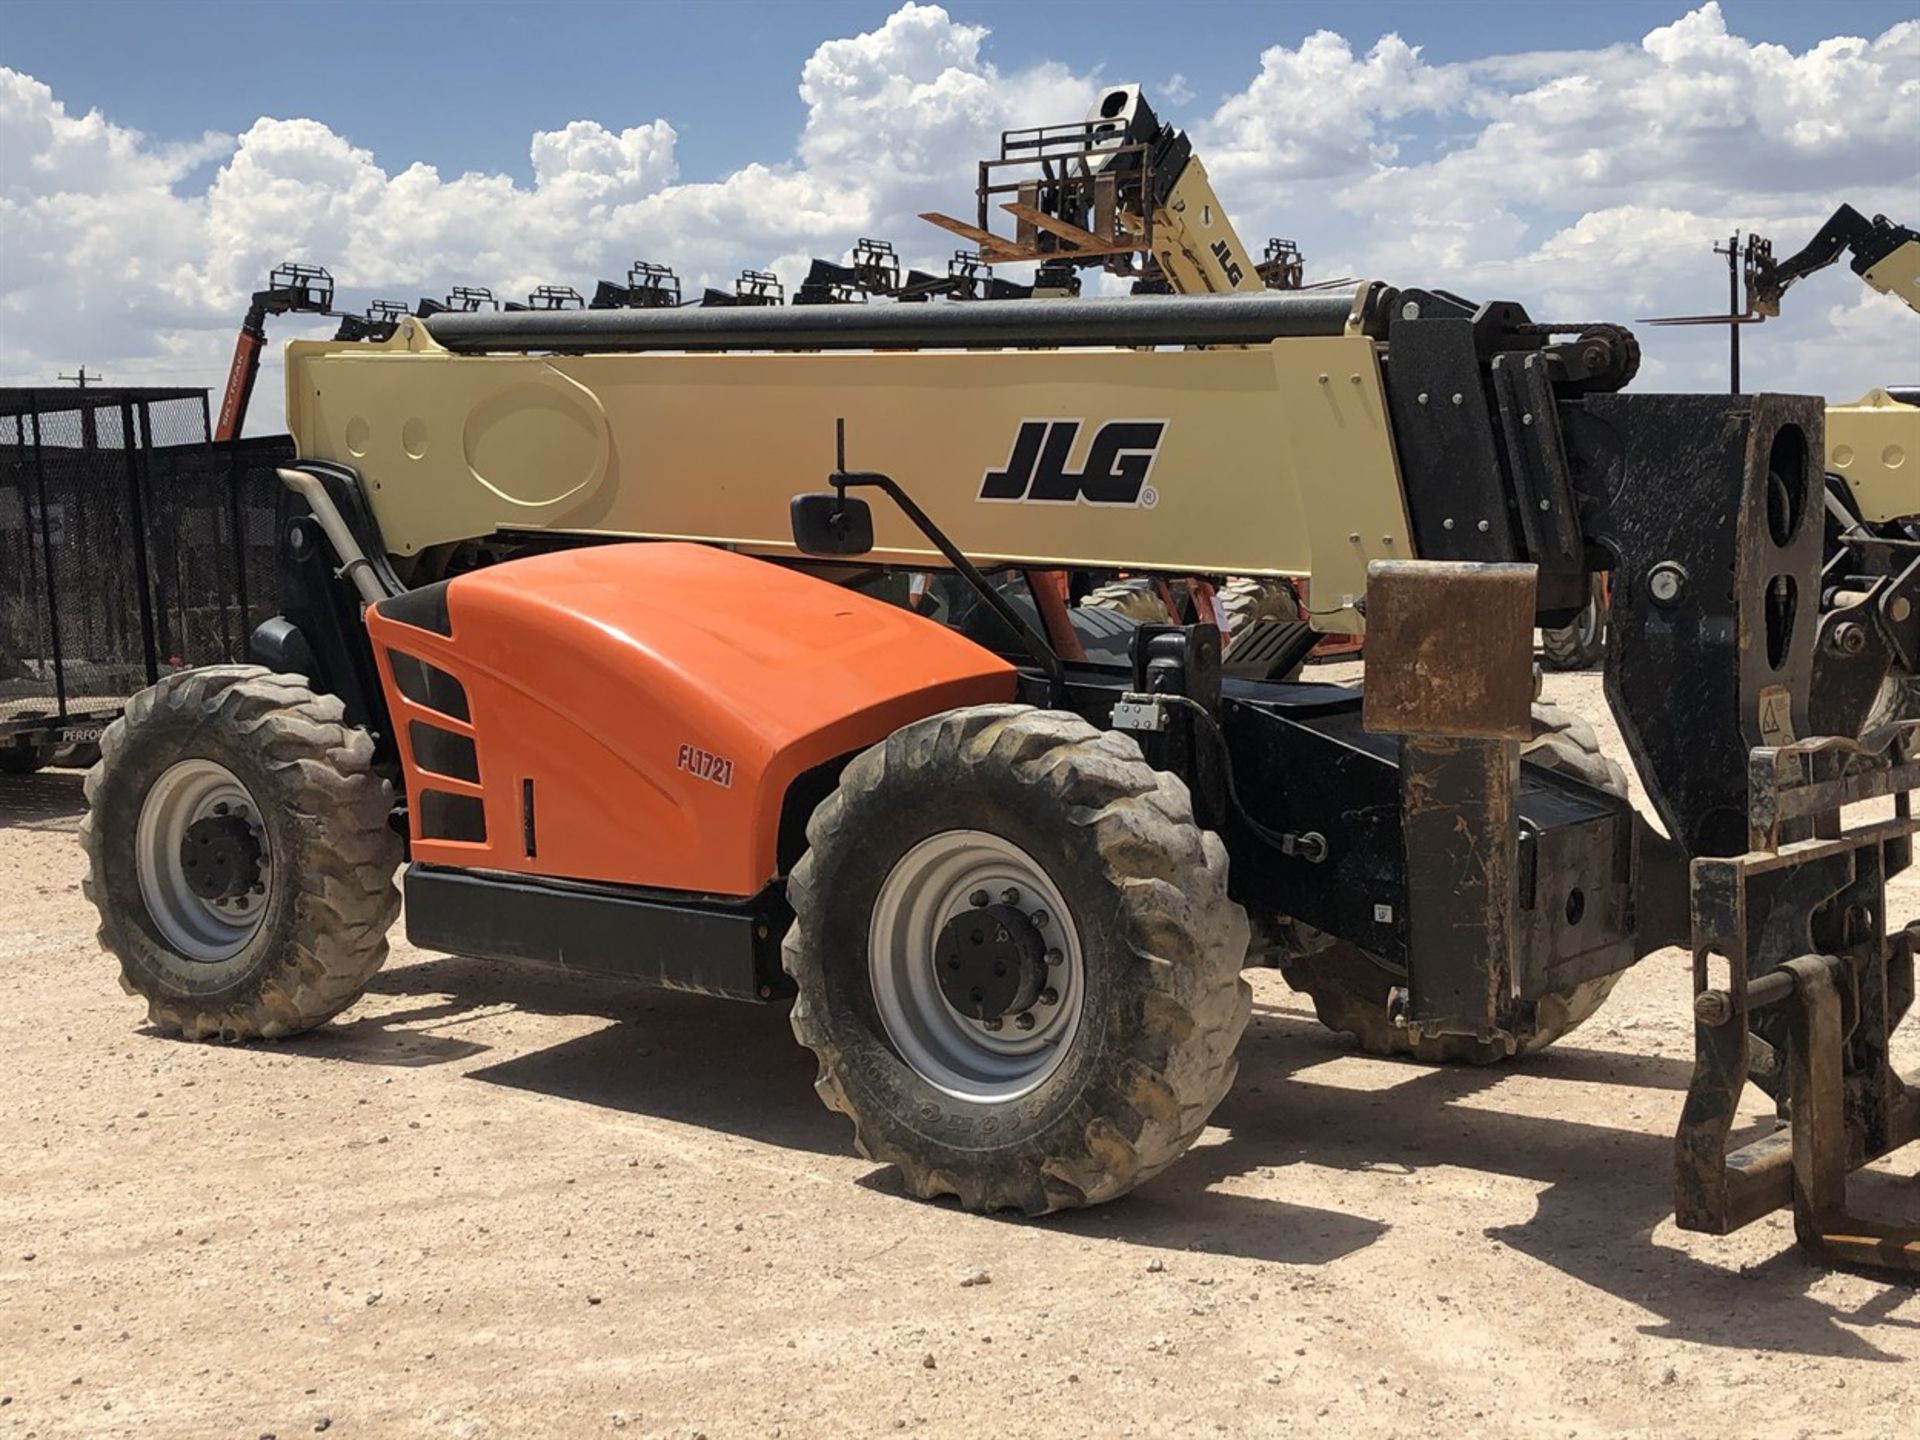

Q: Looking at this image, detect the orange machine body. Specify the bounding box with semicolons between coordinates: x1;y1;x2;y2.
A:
365;542;1017;897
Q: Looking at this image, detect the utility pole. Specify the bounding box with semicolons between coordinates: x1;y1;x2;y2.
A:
1642;233;1764;394
58;366;101;448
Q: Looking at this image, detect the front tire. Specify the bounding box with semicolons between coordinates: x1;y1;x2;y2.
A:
784;704;1250;1213
81;665;401;1041
1269;703;1629;1064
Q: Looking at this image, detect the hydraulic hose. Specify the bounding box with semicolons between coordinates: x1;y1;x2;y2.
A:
276;467;387;607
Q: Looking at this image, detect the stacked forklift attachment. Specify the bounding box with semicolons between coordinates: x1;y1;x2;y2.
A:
1680;741;1920;1270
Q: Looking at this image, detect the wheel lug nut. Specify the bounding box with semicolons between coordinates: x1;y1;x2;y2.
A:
1029;910;1048;928
1039;988;1058;1007
1045;948;1063;965
213;803;229;816
1001;887;1021;905
968;889;989;908
1015;1012;1036;1031
984;1017;1004;1032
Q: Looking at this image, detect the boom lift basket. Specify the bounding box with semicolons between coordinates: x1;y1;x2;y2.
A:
922;87;1174;272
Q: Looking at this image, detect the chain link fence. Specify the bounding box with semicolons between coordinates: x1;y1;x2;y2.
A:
0;388;294;758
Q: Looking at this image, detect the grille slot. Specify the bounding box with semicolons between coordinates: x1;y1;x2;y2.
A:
410;720;479;782
419;790;486;843
388;651;470;722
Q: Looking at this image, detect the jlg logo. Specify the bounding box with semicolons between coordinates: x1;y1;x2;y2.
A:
979;420;1167;507
1210;240;1245;286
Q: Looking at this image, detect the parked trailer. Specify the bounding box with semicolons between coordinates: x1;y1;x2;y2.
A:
0;386;289;770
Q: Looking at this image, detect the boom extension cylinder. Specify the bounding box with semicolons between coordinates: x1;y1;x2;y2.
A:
419;286;1387;354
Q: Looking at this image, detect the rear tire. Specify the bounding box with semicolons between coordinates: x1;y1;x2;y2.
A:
81;665;401;1041
784;704;1250;1213
1269;702;1628;1064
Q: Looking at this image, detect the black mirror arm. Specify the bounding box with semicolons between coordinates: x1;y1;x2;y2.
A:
830;421;1065;701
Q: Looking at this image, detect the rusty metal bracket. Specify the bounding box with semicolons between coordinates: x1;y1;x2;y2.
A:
1785;957;1920;1271
1676;730;1920;1271
1361;561;1537;741
1364;561;1537;1049
1687;953;1920;1271
1746;718;1920;849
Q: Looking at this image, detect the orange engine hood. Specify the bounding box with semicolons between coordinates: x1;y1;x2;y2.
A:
367;542;1017;896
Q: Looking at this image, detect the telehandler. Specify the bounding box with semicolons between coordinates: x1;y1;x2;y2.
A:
79;114;1920;1271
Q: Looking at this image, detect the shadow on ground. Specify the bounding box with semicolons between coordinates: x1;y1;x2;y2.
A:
0;769;87;831
359;951;833;1149
1202;1014;1918;1360
324;948;1916;1357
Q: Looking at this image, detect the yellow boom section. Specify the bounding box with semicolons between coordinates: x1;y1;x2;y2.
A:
1827;388;1920;523
284;321;1410;635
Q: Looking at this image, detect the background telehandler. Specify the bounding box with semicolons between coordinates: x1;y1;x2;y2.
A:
921;84;1368;656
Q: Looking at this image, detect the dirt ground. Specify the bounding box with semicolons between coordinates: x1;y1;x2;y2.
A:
2;670;1914;1440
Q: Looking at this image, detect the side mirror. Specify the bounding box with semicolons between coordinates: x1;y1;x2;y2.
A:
790;492;874;556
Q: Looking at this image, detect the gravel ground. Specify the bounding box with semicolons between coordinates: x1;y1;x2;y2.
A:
1;670;1914;1440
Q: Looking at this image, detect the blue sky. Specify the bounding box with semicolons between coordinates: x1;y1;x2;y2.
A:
9;1;1915;188
3;1;1916;422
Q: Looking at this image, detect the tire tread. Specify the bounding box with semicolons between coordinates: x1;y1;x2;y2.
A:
784;705;1249;1214
81;666;400;1042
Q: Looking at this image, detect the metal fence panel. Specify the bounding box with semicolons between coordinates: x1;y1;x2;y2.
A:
0;388;294;743
0;411;61;727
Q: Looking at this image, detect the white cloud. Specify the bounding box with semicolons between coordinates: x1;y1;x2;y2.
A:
0;67;228;199
1184;2;1920;395
0;1;1915;431
1202;30;1468;189
796;3;1091;224
0;3;1098;429
528;119;678;199
1337;10;1920;221
0;69;226;387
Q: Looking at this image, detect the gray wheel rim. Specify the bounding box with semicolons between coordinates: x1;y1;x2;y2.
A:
134;758;271;962
1576;592;1601;648
868;829;1085;1102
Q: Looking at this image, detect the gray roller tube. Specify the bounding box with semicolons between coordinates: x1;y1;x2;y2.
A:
420;284;1389;354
